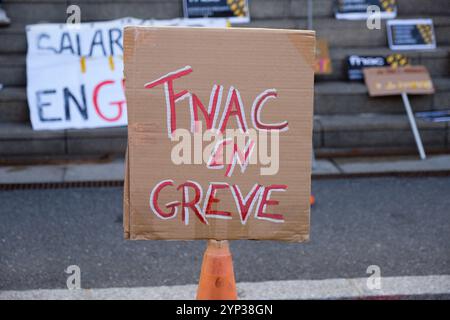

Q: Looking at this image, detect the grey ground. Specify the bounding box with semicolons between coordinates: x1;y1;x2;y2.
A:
0;176;449;291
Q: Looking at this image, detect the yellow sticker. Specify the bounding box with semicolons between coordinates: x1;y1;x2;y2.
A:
109;56;115;71
80;56;86;73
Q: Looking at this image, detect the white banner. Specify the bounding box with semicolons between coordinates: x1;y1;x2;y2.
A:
26;17;228;130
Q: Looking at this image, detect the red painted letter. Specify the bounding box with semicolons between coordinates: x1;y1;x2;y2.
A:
144;66;193;137
177;180;208;225
150;180;179;219
218;87;248;133
93;80;125;122
190;84;222;131
256;184;287;222
231;184;262;224
251;89;288;131
204;183;231;219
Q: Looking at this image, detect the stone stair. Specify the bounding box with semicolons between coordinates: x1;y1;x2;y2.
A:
0;0;449;161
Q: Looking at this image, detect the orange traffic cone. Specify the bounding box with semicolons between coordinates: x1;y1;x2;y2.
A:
310;194;315;206
196;240;237;300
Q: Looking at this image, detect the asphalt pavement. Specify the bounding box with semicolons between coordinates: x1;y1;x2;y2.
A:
1;176;449;294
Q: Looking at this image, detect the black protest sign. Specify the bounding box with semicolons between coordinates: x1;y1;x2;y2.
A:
387;19;437;50
183;0;250;23
347;54;409;80
335;0;397;20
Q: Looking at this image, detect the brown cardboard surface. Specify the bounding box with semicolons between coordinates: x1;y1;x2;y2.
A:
363;65;434;97
315;38;332;75
123;26;315;241
123;146;130;239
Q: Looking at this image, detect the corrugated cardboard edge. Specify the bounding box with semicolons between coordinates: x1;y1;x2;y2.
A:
122;26;315;242
123;146;130;239
123;26;136;240
287;31;316;72
126;25;315;34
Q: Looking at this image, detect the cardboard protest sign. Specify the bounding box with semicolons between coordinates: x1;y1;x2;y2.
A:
335;0;397;20
315;39;332;75
123;27;315;241
183;0;250;23
387;19;436;50
363;66;434;96
347;54;409;80
26;18;227;130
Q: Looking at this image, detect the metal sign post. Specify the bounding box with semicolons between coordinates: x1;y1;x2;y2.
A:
401;92;426;160
307;0;313;30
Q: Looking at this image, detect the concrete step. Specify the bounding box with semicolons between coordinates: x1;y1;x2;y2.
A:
395;0;450;16
3;154;450;183
314;77;450;115
3;0;450;24
1;14;449;54
0;122;127;157
244;15;450;49
2;0;181;24
0;87;28;123
314;113;450;156
3;0;68;24
0;55;24;87
0;113;447;159
1;78;449;123
1;47;447;86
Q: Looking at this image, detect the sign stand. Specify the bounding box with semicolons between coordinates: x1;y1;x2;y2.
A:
401;92;426;160
197;240;237;300
363;66;434;161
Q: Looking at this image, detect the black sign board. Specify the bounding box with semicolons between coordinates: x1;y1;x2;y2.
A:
347;54;409;81
416;110;450;123
183;0;250;23
387;19;436;50
335;0;397;20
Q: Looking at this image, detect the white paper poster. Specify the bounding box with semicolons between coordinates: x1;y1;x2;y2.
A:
26;17;227;130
